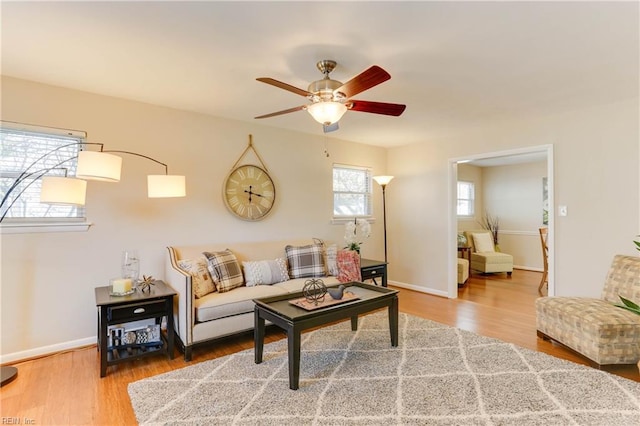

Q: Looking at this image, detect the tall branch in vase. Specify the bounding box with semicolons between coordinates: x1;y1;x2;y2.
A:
480;212;500;246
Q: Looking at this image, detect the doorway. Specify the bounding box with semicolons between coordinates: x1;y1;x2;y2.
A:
448;145;554;298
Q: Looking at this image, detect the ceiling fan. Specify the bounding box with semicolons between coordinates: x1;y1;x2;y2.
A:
255;60;406;133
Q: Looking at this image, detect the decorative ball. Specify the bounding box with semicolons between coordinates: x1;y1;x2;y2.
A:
138;275;155;292
303;278;327;305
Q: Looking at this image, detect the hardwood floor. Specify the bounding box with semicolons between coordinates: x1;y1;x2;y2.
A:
1;269;638;425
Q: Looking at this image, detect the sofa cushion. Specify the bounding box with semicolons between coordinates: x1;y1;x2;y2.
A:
276;276;341;293
195;285;286;322
203;249;244;293
471;251;512;264
285;243;326;279
242;258;289;287
177;256;216;298
536;296;640;364
472;232;495;253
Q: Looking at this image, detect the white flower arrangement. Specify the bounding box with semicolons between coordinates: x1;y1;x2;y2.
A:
344;218;371;253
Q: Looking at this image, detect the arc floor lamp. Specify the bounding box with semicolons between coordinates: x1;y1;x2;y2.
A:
0;132;187;386
1;144;186;222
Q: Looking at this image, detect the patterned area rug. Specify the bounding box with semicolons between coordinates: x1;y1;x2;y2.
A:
128;312;640;425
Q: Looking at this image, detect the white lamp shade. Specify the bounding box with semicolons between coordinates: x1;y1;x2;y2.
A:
76;151;122;182
40;176;87;205
307;102;348;125
147;175;186;198
373;175;394;186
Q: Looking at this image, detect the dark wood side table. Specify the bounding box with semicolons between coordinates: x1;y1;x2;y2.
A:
360;258;388;287
457;246;472;276
95;280;176;377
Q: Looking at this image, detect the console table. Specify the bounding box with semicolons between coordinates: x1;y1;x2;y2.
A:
360;258;388;287
95;280;175;377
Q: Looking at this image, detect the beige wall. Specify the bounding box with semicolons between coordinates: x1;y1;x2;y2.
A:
388;98;639;298
2;76;639;360
0;77;388;360
483;161;547;270
457;161;547;270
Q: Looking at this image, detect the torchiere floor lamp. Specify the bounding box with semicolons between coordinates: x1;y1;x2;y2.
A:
373;176;394;263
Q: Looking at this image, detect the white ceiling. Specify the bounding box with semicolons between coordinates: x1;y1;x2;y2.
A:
1;1;638;148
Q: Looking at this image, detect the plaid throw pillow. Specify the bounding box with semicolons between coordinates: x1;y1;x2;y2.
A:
285;244;326;279
203;249;244;293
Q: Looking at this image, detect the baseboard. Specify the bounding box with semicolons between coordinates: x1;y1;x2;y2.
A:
2;279;453;364
388;280;449;298
514;265;544;272
0;336;95;364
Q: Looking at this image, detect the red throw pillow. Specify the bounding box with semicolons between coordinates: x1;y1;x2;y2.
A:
336;250;362;283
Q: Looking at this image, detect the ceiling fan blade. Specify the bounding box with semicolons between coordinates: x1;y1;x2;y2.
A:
335;66;391;98
348;100;406;116
254;105;306;119
256;78;313;97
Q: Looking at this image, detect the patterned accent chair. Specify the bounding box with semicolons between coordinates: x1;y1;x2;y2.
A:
535;254;640;367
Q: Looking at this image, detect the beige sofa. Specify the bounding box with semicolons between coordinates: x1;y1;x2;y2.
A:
536;254;640;367
165;239;340;361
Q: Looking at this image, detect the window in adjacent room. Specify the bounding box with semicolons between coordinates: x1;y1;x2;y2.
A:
0;121;86;222
457;181;475;217
333;164;372;218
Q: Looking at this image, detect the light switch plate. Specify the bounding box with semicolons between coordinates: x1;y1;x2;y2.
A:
559;205;568;216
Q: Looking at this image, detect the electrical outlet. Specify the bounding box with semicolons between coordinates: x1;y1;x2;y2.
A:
559;205;568;216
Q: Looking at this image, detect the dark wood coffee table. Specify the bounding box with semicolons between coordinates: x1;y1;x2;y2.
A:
253;281;399;390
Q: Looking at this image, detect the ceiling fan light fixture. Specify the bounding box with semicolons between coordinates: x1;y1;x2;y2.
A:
306;101;347;125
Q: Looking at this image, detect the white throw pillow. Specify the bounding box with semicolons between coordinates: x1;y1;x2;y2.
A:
243;258;289;287
325;244;339;276
177;257;216;298
472;232;495;253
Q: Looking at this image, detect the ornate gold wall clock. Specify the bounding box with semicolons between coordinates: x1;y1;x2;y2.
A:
223;135;276;221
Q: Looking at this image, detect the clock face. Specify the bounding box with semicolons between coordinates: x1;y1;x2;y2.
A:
223;165;275;221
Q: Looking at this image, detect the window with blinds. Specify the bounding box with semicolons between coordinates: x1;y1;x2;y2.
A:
1;122;86;222
333;164;373;217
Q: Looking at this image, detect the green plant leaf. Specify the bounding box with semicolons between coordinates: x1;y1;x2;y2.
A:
615;295;640;315
614;303;640;315
619;295;640;310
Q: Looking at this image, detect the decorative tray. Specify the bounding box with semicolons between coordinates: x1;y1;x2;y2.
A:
289;291;359;311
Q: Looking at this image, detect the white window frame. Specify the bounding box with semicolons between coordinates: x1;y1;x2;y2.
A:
332;163;373;221
1;121;91;234
457;181;475;217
